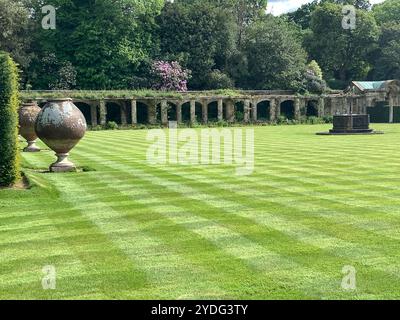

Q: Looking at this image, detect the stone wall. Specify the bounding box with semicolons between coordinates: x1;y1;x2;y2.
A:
30;90;399;126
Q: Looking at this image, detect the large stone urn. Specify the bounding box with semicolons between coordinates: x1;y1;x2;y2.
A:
18;101;41;152
35;98;87;172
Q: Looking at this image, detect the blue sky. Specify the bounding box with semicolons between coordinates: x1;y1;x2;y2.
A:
267;0;386;15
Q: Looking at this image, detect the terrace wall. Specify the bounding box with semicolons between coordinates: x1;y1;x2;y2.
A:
23;89;400;126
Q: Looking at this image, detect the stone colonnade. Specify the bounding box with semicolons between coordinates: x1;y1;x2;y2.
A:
35;91;398;126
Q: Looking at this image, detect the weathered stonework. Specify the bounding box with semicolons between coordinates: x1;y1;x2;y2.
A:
26;81;400;127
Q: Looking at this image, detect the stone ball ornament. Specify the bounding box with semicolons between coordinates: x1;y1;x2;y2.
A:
18;101;42;152
35;98;87;172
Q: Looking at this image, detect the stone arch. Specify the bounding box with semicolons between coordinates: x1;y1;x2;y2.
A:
106;102;122;124
280;100;295;120
167;102;178;121
207;101;219;122
75;102;92;125
137;101;149;124
306;100;319;117
234;101;245;122
256;100;271;121
181;102;191;122
195;101;203;123
156;101;178;123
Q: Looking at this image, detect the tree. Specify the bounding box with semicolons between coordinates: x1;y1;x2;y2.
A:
373;0;400;25
243;16;307;90
286;0;371;30
25;0;164;89
370;22;400;80
0;52;20;187
0;0;33;80
305;3;379;86
178;0;268;46
157;1;236;89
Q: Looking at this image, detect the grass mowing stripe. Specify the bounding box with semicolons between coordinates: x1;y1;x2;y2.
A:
2;124;399;299
73;127;400;298
73;144;382;298
45;173;308;299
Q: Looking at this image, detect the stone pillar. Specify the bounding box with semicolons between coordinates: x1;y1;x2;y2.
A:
131;100;137;125
389;97;394;123
244;100;250;123
252;101;258;122
202;102;208;124
294;98;301;120
99;100;107;126
318;98;325;117
276;99;281;118
120;102;127;126
161;100;168;125
270;99;277;122
218;99;223;121
90;104;98;127
148;102;157;124
226;100;235;123
176;103;182;124
190;100;196;124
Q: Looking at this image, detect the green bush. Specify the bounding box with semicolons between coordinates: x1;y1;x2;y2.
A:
322;115;333;123
307;116;324;124
0;52;20;187
105;121;119;130
206;70;235;90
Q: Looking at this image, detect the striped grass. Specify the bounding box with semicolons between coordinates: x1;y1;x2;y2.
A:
1;124;400;299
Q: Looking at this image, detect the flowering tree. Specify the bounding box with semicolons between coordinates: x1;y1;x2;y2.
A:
151;60;191;91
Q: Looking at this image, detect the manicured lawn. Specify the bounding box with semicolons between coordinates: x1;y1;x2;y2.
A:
1;124;400;299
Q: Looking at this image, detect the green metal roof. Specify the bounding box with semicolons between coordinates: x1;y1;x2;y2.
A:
353;81;387;90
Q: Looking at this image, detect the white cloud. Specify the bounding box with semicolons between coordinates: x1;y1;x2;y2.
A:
267;0;387;16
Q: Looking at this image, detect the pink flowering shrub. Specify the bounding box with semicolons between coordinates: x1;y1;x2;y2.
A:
151;60;191;92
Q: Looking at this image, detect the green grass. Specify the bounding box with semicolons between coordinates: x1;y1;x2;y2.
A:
2;124;400;299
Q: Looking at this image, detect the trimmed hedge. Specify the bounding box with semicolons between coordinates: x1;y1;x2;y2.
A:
0;52;20;187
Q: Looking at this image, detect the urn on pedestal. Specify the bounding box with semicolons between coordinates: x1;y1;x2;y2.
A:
18;101;41;152
35;98;87;172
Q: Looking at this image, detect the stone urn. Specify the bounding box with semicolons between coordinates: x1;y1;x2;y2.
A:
35;98;87;172
18;101;42;152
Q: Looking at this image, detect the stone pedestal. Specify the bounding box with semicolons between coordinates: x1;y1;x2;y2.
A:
50;153;77;172
24;140;40;153
330;114;372;134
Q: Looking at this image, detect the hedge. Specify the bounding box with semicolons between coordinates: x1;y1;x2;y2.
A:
0;52;20;187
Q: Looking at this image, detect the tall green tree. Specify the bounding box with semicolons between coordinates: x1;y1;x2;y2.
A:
0;0;33;75
178;0;268;46
305;3;379;85
286;0;371;30
373;0;400;25
158;1;236;89
26;0;164;89
243;16;307;90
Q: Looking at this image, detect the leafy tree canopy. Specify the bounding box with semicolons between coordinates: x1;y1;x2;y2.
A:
305;2;379;86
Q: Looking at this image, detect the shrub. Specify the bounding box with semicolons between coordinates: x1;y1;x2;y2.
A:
105;121;119;130
151;60;191;92
0;52;20;187
206;70;235;89
323;115;333;123
307;116;323;124
304;72;327;94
